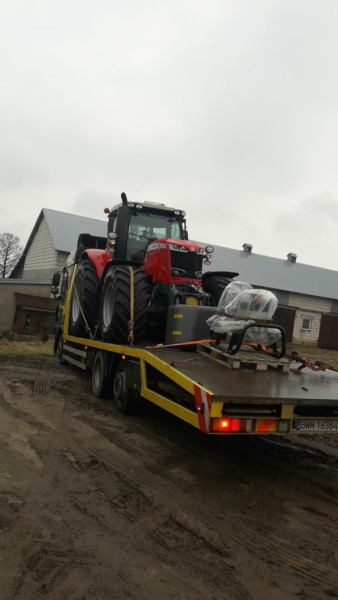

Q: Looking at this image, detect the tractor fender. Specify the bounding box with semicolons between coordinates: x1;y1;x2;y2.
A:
81;249;111;280
202;270;239;282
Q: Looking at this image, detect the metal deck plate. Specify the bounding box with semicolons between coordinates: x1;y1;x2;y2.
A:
147;348;338;403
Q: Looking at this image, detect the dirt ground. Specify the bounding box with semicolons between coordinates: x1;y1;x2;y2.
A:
1;351;338;600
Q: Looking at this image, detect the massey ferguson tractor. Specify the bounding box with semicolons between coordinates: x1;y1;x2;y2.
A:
53;193;237;347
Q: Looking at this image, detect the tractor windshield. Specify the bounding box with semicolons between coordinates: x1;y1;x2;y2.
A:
127;212;182;260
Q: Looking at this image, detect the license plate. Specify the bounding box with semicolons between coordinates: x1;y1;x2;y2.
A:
294;420;338;432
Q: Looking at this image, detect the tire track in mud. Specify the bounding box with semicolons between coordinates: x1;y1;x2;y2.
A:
27;365;250;600
1;366;83;600
2;366;180;600
72;432;338;595
32;362;338;597
2;358;338;598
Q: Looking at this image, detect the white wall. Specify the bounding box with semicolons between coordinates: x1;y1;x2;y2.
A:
23;217;58;280
289;293;332;345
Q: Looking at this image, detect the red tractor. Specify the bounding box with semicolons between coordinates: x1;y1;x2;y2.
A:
54;193;237;346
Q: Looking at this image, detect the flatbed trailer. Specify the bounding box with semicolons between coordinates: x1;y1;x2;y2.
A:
54;256;338;436
60;332;338;437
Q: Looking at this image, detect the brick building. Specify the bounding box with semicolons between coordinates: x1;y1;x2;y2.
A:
204;243;338;348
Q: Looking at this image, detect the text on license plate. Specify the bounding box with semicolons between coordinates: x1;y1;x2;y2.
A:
295;420;338;432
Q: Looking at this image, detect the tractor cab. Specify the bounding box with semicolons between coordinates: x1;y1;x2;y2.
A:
104;194;187;263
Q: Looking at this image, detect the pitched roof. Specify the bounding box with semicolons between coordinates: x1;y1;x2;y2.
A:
10;208;338;301
10;208;107;277
202;243;338;301
14;293;58;311
43;209;106;252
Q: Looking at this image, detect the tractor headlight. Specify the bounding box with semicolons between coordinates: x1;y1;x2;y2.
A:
205;245;214;254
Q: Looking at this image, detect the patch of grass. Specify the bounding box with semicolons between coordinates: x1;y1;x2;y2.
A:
0;339;54;358
287;344;338;371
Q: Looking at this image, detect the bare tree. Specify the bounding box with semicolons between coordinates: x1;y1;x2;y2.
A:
0;233;23;278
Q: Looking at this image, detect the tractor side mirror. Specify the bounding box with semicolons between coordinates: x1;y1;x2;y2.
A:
51;287;59;297
52;273;61;287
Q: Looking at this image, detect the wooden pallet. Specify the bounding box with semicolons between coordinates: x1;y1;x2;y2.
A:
196;342;290;372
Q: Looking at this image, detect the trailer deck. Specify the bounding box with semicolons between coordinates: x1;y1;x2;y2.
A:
147;347;338;403
61;334;338;435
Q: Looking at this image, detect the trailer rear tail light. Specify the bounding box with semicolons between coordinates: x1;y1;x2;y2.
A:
210;418;253;433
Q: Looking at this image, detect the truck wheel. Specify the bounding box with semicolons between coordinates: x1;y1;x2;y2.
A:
92;351;112;398
205;277;231;306
70;259;98;337
113;361;136;414
56;333;66;365
100;266;149;344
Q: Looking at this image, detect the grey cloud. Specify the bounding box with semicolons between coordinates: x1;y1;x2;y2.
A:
0;0;338;269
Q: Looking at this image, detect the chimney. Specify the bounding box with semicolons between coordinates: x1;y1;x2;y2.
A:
287;252;297;263
242;243;253;254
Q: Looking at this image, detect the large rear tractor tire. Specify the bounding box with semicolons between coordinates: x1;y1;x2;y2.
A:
70;259;99;337
100;265;149;344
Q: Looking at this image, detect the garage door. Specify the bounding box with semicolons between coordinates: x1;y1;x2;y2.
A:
274;307;296;343
318;314;338;350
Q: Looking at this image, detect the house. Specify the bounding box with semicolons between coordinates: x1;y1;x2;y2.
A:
203;243;338;348
7;208;338;348
2;209;106;335
11;208;106;281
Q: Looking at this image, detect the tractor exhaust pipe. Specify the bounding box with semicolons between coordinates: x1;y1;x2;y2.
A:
121;192;128;206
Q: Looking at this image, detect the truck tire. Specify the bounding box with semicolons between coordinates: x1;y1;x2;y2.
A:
70;259;99;337
92;350;112;398
113;361;137;414
100;265;149;344
205;277;231;306
56;333;67;365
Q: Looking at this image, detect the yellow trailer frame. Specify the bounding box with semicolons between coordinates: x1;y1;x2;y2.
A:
58;265;338;436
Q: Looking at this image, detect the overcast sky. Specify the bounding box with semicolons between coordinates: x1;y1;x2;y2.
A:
1;0;338;270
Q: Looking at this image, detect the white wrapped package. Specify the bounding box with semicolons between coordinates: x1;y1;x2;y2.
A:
206;281;253;330
207;284;281;346
225;288;278;320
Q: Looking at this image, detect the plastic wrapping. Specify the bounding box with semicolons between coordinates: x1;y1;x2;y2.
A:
206;281;253;329
207;283;281;346
225;288;278;320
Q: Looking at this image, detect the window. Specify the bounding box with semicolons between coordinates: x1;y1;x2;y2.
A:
301;317;312;331
126;213;182;260
276;290;289;306
331;299;338;314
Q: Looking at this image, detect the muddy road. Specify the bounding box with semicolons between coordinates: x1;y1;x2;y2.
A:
0;355;338;600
